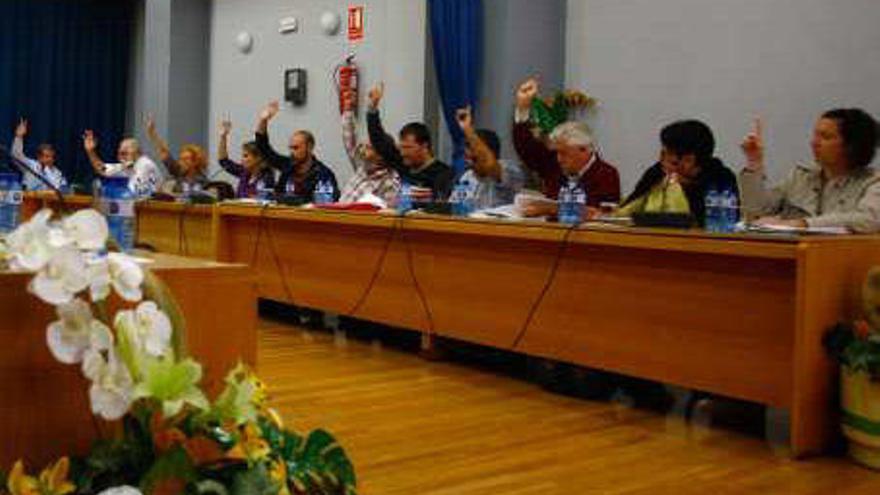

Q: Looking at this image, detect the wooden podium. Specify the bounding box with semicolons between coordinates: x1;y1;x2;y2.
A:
0;253;257;467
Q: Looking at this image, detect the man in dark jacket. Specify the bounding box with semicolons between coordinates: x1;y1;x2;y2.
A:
366;83;453;201
255;101;339;201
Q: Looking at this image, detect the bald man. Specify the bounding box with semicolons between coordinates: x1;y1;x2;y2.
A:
83;130;163;198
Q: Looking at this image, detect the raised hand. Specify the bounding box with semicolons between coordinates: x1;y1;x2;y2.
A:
741;117;765;172
15;118;28;138
456;106;473;131
516;77;539;111
145;114;157;136
220;119;232;137
259;101;280;122
82;130;97;152
368;82;385;110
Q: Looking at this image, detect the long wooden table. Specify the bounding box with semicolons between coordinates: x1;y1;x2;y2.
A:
211;204;880;457
0;252;257;466
18;196;880;457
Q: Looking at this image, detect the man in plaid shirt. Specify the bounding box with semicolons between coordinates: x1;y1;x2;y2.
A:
339;91;400;205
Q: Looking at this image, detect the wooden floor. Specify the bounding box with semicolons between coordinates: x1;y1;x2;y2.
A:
258;317;880;494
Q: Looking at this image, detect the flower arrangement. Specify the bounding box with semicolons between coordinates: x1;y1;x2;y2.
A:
824;266;880;380
0;209;357;495
531;89;597;136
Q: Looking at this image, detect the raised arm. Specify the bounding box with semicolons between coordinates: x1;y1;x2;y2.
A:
11;118;29;162
365;83;404;172
738;117;786;218
82;130;106;175
253;101;289;172
456;107;501;181
512;78;557;178
145;115;171;163
217;119;245;177
341;92;363;172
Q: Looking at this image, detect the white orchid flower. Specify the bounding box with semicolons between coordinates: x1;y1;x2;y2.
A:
82;328;134;421
115;301;173;358
60;209;109;251
5;209;55;271
29;246;89;305
87;252;144;302
46;299;112;364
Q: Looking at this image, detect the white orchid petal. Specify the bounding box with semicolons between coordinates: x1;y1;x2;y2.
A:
30;274;73;305
64;210;109;250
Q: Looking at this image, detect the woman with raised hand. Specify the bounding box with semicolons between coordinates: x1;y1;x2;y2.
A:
217;119;275;199
739;109;880;233
145;115;209;195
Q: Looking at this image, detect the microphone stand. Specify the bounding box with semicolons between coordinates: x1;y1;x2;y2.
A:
0;144;68;213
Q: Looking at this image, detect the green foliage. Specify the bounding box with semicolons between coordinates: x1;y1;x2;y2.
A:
140;447;196;494
531;96;569;136
825;322;880;379
72;410;156;494
257;418;356;495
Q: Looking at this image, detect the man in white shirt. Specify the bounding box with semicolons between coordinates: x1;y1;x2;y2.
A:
83;130;163;198
11;119;68;191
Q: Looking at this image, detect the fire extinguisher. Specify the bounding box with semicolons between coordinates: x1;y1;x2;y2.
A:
336;55;359;115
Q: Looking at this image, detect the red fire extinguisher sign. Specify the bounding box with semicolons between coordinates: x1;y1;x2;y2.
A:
348;5;364;42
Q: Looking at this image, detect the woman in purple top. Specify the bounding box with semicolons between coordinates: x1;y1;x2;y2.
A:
218;120;275;198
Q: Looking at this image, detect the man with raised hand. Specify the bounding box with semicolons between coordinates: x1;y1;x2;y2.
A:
11;118;67;191
513;77;620;217
83;130;162;198
254;100;339;202
454;106;524;209
366;82;453;201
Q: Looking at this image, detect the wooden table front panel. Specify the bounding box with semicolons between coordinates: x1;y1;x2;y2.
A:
519;242;797;408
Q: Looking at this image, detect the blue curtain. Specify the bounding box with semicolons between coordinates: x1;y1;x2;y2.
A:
428;0;483;177
0;0;135;188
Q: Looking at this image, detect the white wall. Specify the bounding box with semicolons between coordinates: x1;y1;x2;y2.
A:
566;0;880;193
208;0;427;185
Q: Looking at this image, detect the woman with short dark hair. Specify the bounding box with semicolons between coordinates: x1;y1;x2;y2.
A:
619;119;738;226
740;109;880;233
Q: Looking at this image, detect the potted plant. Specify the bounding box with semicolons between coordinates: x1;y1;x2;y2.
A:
0;209;357;495
824;266;880;470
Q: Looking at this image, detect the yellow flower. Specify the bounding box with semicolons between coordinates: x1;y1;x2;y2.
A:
227;422;270;462
7;458;75;495
268;459;290;495
7;461;39;495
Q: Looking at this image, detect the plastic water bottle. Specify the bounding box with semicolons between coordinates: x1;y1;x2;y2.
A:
0;173;22;233
285;178;296;197
179;181;192;203
451;179;473;216
571;183;587;223
704;189;721;232
721;189;739;233
558;181;584;225
313;179;333;205
397;182;413;214
256;184;272;202
100;176;136;251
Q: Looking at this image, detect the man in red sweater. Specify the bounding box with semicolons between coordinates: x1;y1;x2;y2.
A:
513;78;620;218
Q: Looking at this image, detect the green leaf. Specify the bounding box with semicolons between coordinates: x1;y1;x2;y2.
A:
207;365;261;427
284;429;356;494
140;446;196;495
